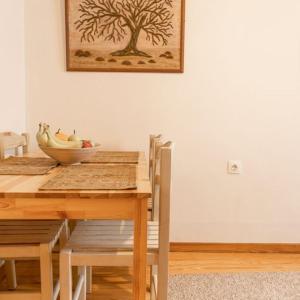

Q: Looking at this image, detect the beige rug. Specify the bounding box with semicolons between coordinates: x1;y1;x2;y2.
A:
168;272;300;300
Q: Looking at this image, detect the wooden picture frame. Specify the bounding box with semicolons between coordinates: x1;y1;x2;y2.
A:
65;0;185;73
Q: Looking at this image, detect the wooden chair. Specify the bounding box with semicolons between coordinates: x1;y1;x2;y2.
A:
59;142;173;300
72;134;163;294
0;132;30;160
0;220;68;300
0;132;31;295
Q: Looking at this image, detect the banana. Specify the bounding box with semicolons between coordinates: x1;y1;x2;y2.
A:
36;123;43;141
36;123;48;146
45;131;67;148
45;128;82;149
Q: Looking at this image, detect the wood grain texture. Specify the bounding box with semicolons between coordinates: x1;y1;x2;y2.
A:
169;252;300;274
170;243;300;253
133;198;148;300
4;261;17;290
0;151;151;300
66;221;159;251
0;221;66;300
0;152;150;199
157;144;172;300
40;243;53;300
60;250;72;300
0;221;65;244
0;152;150;220
0;198;137;220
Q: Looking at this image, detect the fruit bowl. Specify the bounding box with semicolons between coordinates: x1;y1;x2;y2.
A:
39;144;101;165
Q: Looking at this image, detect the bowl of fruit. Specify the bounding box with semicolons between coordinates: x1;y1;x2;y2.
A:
36;124;100;165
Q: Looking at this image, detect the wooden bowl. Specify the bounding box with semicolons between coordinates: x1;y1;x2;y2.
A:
39;144;100;165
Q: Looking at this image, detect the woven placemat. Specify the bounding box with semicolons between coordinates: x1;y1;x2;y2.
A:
39;164;137;190
0;157;58;175
83;151;139;164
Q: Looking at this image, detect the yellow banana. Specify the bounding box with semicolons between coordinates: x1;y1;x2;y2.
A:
36;123;48;146
45;129;82;149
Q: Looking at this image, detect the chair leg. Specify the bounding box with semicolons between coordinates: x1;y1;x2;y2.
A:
0;141;4;160
4;260;17;290
68;220;77;234
60;249;72;300
86;266;92;294
40;243;53;300
78;266;87;300
72;266;79;290
59;221;69;250
150;265;157;300
157;260;168;300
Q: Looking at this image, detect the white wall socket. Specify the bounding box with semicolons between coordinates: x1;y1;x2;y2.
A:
227;160;242;174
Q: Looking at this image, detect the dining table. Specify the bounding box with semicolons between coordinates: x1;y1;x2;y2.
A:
0;151;151;300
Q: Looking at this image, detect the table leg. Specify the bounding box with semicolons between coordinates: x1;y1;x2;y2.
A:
133;198;148;300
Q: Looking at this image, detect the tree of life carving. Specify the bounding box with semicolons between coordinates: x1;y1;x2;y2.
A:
75;0;174;57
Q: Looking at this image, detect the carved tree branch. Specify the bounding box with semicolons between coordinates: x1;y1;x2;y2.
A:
74;0;174;55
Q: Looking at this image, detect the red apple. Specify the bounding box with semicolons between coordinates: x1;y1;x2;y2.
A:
82;140;93;148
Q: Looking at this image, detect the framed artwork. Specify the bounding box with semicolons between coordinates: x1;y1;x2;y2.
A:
65;0;185;73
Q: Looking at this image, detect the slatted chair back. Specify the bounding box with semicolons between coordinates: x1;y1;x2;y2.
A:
0;132;29;160
149;134;162;216
149;134;162;178
152;139;169;221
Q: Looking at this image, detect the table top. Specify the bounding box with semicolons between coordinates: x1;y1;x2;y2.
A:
0;152;151;199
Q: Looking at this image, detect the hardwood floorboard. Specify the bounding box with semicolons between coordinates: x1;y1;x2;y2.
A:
1;252;300;299
169;252;300;274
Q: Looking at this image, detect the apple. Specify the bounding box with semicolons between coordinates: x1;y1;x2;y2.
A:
82;140;93;148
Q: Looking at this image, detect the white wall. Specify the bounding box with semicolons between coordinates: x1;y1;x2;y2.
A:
0;0;25;133
25;0;300;242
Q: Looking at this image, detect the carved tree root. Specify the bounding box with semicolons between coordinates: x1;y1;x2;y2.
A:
111;49;152;58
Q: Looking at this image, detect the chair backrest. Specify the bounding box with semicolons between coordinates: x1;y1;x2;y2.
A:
149;134;162;217
158;142;172;248
0;132;29;160
153;142;173;246
149;134;162;177
153;142;172;299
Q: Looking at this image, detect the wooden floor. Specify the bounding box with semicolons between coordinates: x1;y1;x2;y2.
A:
1;252;300;299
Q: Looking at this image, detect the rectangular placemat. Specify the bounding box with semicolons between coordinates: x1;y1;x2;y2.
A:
0;157;58;175
83;151;139;164
39;164;137;190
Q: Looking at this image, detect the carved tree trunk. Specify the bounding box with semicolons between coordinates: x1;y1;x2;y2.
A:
111;28;151;57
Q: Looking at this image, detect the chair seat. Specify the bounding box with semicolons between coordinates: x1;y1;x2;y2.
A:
0;220;65;245
66;220;159;252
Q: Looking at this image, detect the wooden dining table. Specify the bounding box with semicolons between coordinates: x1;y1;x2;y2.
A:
0;152;151;300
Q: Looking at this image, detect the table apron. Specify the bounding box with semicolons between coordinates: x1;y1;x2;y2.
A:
0;197;140;220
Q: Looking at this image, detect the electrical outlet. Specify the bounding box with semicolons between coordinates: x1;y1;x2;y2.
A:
227;160;242;174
